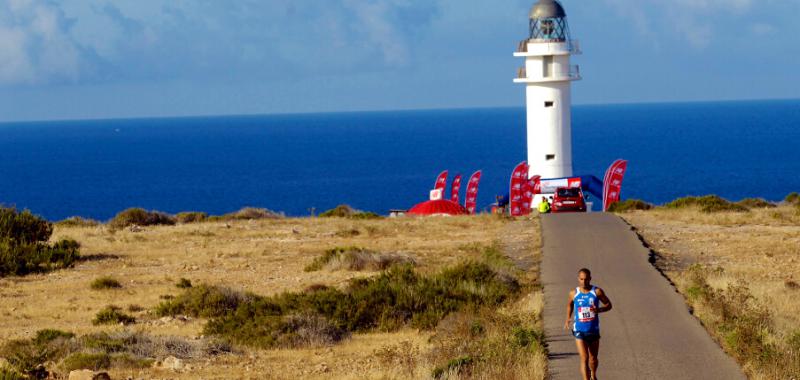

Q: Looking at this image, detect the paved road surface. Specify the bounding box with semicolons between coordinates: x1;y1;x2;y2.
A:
541;213;745;379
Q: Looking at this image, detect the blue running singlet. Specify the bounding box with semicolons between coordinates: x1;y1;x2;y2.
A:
573;286;600;334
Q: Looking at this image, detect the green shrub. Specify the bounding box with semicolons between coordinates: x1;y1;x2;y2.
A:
93;306;135;325
319;205;355;218
162;262;520;349
511;327;545;352
319;205;382;219
0;207;81;277
55;217;100;228
607;199;653;212
175;212;208;224
60;352;111;372
786;192;800;205
33;329;74;345
432;356;474;379
304;247;415;272
663;195;749;213
0;208;52;244
736;198;776;209
350;212;382;220
108;208;176;229
91;277;122;290
155;285;254;318
0;367;24;380
216;207;283;221
176;278;193;289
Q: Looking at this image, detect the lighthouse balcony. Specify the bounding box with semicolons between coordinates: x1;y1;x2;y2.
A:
514;39;581;57
514;65;581;83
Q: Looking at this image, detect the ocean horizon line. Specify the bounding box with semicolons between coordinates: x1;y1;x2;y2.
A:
1;97;798;126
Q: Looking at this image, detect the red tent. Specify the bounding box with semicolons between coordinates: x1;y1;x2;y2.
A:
407;199;468;216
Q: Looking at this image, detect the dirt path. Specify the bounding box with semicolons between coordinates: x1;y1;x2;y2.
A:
540;213;745;379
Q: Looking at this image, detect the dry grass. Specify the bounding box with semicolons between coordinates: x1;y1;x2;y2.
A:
0;215;544;379
622;205;800;379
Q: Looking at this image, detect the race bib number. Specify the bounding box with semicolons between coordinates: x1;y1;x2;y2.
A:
577;306;596;322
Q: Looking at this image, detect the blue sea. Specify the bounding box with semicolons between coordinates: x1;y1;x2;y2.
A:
1;100;799;221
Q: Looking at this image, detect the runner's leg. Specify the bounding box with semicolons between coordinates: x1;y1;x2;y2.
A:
575;339;590;380
588;338;600;380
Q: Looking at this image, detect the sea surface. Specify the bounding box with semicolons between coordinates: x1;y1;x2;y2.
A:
1;100;799;221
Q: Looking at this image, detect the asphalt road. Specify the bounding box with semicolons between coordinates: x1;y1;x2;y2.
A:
541;213;745;379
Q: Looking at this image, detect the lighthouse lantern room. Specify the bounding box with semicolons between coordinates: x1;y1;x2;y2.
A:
514;0;580;179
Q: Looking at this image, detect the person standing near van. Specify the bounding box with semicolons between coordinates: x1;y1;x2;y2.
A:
538;197;551;214
564;268;613;380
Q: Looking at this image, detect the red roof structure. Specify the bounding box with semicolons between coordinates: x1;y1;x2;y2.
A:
407;199;468;216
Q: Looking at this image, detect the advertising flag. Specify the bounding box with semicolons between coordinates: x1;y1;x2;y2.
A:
434;170;448;192
464;170;482;214
521;175;541;216
509;161;529;217
450;174;462;203
602;159;628;211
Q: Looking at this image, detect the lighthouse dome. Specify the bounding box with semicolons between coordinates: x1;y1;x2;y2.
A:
529;0;566;20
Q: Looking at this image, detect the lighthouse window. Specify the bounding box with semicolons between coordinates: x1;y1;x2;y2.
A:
546;154;556;161
544;101;554;108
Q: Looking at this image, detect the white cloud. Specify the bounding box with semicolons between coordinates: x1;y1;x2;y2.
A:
0;0;85;85
602;0;757;48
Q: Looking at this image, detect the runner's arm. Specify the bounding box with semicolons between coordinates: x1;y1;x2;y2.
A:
564;289;575;330
595;287;613;313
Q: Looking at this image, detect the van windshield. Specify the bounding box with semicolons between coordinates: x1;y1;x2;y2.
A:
557;188;581;197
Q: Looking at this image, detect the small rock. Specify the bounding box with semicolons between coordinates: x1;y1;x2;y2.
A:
129;224;143;232
162;356;184;371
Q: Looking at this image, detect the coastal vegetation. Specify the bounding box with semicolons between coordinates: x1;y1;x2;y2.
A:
621;194;800;379
0;213;544;378
0;329;228;378
0;207;80;277
319;204;382;219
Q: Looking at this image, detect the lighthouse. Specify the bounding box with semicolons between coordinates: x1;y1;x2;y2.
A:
514;0;580;179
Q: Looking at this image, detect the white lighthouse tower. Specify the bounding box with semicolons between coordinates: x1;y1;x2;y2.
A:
514;0;580;179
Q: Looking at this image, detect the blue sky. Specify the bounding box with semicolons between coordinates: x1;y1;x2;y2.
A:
1;0;798;122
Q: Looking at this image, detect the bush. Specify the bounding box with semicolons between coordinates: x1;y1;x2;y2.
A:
160;262;520;349
91;277;122;290
0;330;219;376
304;247;416;272
60;352;111;372
736;198;776;209
108;208;175;229
607;199;653;212
213;207;283;221
176;278;193;289
93;306;135;325
663;195;749;213
0;208;52;244
0;207;81;277
55;217;100;228
175;212;208;224
319;205;355;218
319;205;382;219
155;285;254;318
0;367;24;380
33;329;74;345
786;192;800;205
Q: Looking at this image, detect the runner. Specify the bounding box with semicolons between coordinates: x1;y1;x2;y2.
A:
564;268;612;380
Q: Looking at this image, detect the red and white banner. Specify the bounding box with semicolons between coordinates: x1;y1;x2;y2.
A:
464;170;482;214
509;161;529;217
520;175;541;216
434;170;448;192
603;159;628;211
450;174;462;203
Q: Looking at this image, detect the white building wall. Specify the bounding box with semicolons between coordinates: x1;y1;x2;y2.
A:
525;79;573;179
